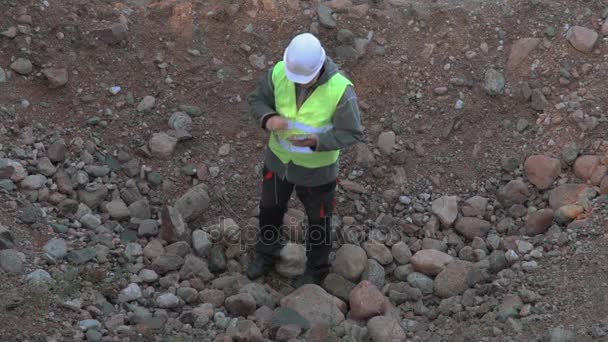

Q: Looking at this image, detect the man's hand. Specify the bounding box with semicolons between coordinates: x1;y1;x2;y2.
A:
288;134;317;148
265;115;289;131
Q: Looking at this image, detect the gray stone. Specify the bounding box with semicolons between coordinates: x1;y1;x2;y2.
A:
168;112;192;131
174;184;210;222
332;244;367;282
152;255;185;275
431;196;459;228
79;319;102;332
179;105;203;117
192;230;212;257
318;5;336;29
156;293;181;309
0;225;15;250
67;247;97;264
270;307;311;330
119;283;143;302
0;67;6;82
208;245;227;273
177;287;199;304
0;249;24;274
484;69;505;96
10;58;33;75
391;241;412;265
360;258;386;290
545;327;576;342
125;243;143;260
531;89;548;111
80;214;102;230
394;265;413;281
37;157;56;177
337;29;354;44
129;200;151;220
106;200;130;221
78;184;108;209
20;206;45;224
322;273;356;302
489;250;508;273
26;269;53;286
20;175;47;190
240;283;276;308
377;131;396;155
138;219;159;237
47;140;67;162
276;243;306;277
407;272;434;295
84;165;110;178
137;96;156;113
148;132;177;159
43;238;68;263
86;330;102;342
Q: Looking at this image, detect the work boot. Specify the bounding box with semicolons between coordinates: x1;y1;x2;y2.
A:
293;267;325;288
246;254;276;280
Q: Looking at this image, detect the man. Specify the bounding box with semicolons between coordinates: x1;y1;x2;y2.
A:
247;32;363;287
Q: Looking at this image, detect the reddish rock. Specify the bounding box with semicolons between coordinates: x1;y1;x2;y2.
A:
574;155;602;182
555;205;584;224
602;21;608;36
362;240;393;265
229;320;264;342
524;155;561;190
307;322;340;342
524;209;554;236
548;184;591;210
498;179;530;206
591;165;608;186
433;261;474;298
279;285;345;325
410;249;454;276
42;68;68;88
461;196;488;217
199;289;225;308
367;316;407;342
275;324;302;342
454;217;491;240
507;37;541;72
225;293;257;318
566;26;599;53
348;280;385;320
160;205;191;244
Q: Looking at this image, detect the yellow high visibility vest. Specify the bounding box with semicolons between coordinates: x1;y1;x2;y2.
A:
268;61;352;168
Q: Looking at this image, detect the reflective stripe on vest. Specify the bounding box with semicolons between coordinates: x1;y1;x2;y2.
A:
268;61;353;168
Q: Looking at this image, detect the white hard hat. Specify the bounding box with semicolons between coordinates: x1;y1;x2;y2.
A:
283;33;326;84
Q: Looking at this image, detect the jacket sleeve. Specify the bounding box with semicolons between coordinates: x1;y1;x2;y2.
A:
248;69;278;129
314;86;363;152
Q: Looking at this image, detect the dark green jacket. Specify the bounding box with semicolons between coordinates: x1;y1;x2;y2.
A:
248;57;363;187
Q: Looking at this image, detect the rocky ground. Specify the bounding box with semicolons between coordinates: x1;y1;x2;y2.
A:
1;0;608;341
